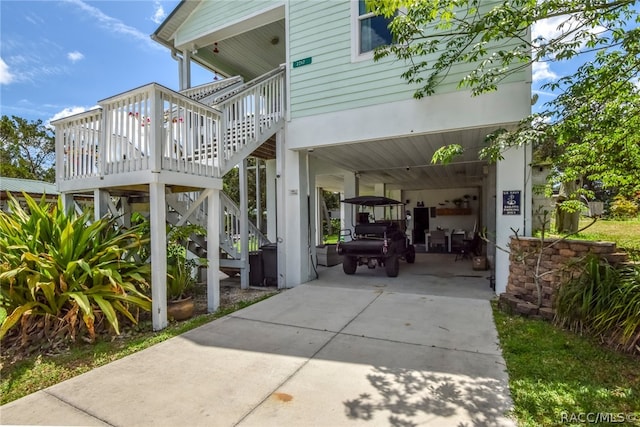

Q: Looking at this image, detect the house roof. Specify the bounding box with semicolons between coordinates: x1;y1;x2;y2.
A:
151;0;285;80
151;1;201;52
0;177;58;198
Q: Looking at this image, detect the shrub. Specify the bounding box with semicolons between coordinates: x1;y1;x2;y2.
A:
555;254;640;354
609;195;639;219
0;193;151;347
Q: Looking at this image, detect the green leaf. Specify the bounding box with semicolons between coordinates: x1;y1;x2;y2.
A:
94;295;119;335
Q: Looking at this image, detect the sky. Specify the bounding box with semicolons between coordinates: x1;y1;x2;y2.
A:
0;0;212;125
0;0;597;126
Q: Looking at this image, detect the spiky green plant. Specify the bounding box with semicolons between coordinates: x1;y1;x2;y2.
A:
0;193;151;345
555;254;640;354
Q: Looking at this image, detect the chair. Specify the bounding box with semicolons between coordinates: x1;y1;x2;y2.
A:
429;230;446;252
456;232;481;261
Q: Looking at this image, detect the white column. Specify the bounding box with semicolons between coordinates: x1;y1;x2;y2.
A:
181;50;191;91
316;187;324;247
94;189;109;222
495;145;532;295
255;159;262;231
341;172;359;234
265;159;277;242
207;188;220;312
149;182;167;330
61;193;75;215
280;147;310;286
275;130;287;288
239;158;249;289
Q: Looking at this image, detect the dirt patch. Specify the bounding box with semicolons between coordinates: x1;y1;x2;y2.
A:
193;275;280;315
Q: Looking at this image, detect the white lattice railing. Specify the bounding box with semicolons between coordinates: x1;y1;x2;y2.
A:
53;67;284;184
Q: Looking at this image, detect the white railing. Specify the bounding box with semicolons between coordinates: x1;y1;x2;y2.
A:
217;65;285;174
54;83;222;182
180;76;243;102
101;84;222;177
220;191;270;255
55;109;103;181
54;67;284;184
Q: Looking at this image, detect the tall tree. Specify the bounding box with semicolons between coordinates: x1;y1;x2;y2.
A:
369;0;640;199
0;115;55;182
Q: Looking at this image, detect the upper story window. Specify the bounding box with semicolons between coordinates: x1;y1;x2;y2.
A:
356;0;394;55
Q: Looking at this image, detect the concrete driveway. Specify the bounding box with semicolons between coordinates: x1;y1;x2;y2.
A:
1;254;515;426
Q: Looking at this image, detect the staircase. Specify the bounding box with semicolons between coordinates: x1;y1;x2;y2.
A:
52;66;285;278
165;191;270;271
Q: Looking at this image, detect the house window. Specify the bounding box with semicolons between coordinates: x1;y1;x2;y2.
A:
357;0;394;55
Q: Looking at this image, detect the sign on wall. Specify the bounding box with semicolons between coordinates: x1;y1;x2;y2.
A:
292;57;312;68
502;190;521;215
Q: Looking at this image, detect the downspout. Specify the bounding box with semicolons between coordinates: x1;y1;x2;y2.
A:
170;48;184;91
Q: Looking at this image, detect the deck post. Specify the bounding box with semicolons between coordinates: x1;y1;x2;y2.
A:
255;159;262;231
207;188;220;312
149;182;167;330
60;193;75;215
265;159;277;242
94;189;110;222
239;158;249;289
275;130;286;288
149;87;163;173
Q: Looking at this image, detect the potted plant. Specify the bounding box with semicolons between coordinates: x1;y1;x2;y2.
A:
166;223;207;321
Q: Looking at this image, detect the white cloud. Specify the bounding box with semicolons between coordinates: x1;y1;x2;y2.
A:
151;1;167;25
46;105;100;128
0;57;14;84
62;0;162;50
532;61;558;83
532;15;606;54
532;16;566;44
67;51;84;63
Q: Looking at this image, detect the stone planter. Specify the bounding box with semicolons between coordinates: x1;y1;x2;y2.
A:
316;244;341;266
168;296;195;321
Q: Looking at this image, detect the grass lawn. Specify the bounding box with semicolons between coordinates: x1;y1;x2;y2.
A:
493;303;640;427
546;216;640;255
0;295;275;405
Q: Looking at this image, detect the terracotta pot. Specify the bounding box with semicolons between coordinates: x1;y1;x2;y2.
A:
168;296;194;321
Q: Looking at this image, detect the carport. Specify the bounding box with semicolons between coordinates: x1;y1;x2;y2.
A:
306;126;503;284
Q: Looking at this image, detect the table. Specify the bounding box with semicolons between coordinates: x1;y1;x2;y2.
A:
425;230;466;253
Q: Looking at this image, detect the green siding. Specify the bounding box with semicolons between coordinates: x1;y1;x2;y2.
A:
288;0;528;119
175;0;281;46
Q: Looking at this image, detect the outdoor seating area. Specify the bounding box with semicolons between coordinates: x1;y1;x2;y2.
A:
424;229;476;253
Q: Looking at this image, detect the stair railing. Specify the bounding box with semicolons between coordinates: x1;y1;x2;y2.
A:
180;75;244;103
216;66;285;175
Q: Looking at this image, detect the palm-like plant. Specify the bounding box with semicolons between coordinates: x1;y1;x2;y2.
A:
0;193;151;344
166;223;206;301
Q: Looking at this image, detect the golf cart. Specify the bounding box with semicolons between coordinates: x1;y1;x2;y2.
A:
336;196;416;277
